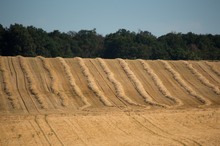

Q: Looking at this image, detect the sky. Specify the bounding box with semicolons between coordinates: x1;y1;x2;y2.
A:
0;0;220;37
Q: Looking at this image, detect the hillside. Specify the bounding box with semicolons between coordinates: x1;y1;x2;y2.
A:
0;56;220;145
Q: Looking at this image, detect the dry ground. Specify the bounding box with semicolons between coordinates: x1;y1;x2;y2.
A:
0;56;220;146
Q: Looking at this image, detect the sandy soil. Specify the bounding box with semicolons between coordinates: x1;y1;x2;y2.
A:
0;56;220;146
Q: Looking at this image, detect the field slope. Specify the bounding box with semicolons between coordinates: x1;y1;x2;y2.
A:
0;56;220;145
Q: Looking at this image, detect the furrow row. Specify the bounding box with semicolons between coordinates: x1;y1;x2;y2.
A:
57;57;91;109
184;61;220;95
205;61;220;77
161;60;212;106
76;57;113;107
139;59;183;107
118;58;166;108
0;57;20;109
97;58;138;106
38;56;69;107
19;56;48;109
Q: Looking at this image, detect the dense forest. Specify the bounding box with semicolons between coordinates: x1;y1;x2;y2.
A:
0;24;220;60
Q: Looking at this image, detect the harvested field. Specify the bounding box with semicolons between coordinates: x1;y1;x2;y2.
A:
0;56;220;145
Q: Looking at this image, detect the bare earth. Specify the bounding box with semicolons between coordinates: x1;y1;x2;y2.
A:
0;56;220;146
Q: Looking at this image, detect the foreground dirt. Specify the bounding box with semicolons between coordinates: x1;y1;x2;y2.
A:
0;56;220;146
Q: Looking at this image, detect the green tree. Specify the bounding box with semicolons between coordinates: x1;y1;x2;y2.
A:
3;24;36;56
104;29;136;58
0;24;5;55
0;23;220;60
158;32;187;60
74;29;104;58
27;26;51;57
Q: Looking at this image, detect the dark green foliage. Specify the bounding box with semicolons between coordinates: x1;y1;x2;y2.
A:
104;29;155;59
0;23;220;60
0;24;5;54
74;29;104;58
2;24;36;56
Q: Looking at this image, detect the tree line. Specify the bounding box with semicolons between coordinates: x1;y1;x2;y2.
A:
0;23;220;60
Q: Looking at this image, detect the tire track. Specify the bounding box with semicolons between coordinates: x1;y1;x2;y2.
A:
105;116;151;145
128;114;186;146
76;57;113;107
10;57;29;113
16;57;40;113
19;56;48;109
4;123;23;145
0;125;9;145
70;64;102;108
38;56;69;107
44;115;64;146
139;115;202;146
184;61;220;95
63;119;87;145
118;58;166;108
0;57;20;109
64;119;92;146
197;62;220;86
34;116;52;146
28;121;46;146
205;61;220;77
100;118;128;145
161;60;212;106
90;59;126;108
7;57;13;76
97;58;138;106
34;57;51;93
19;121;34;145
139;59;183;107
58;57;91;109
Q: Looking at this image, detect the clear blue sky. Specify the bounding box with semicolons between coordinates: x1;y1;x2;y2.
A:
0;0;220;36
